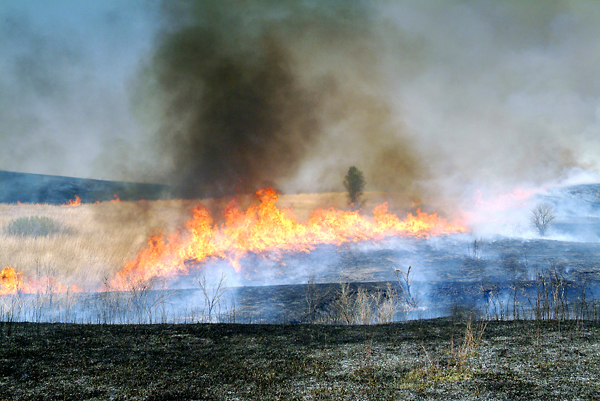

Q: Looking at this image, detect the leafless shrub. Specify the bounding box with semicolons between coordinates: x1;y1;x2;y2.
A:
196;272;228;323
355;288;375;325
408;318;487;387
329;283;399;325
395;265;419;311
447;318;487;374
332;282;355;324
468;238;484;260
509;282;523;320
527;260;569;324
376;283;399;324
573;272;591;326
99;276;169;324
0;294;22;336
480;283;506;321
95;277;127;324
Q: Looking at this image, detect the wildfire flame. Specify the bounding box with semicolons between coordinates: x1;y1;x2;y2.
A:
0;266;79;296
0;266;21;295
61;195;82;207
112;188;466;288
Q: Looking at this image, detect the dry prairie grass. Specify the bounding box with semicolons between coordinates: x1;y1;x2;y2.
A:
0;200;196;288
0;192;414;289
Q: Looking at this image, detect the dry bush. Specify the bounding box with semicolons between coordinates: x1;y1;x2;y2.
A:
447;319;487;373
330;283;399;325
196;272;228;323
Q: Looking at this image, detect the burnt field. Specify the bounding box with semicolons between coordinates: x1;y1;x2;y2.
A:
192;236;600;324
2;319;600;400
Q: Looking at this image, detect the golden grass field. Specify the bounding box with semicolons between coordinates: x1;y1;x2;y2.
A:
0;191;416;289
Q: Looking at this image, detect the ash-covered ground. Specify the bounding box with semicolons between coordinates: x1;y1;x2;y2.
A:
190;235;600;324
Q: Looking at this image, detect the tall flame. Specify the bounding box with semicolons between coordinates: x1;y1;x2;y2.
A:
112;188;466;288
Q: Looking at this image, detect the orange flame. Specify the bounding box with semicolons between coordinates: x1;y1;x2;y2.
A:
111;194;121;203
111;188;466;288
61;195;82;207
0;266;80;296
0;266;21;295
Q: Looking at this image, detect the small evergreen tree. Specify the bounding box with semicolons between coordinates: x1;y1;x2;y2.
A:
343;166;365;209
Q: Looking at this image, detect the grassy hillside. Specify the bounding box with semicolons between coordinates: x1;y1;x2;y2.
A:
0;170;172;205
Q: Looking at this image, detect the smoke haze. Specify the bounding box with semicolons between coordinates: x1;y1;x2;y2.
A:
2;1;600;203
0;1;160;182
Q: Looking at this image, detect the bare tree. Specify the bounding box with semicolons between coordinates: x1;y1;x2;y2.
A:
305;275;332;323
530;203;556;237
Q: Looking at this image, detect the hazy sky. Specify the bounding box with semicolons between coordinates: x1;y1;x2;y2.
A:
1;1;600;202
0;0;160;181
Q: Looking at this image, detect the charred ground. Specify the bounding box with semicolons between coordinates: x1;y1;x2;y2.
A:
1;319;600;400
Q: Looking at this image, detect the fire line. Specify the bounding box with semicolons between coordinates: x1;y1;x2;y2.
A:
111;188;466;289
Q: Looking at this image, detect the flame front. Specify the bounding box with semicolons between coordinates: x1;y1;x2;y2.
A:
112;188;466;288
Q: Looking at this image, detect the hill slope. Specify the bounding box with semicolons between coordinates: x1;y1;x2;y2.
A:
0;170;173;205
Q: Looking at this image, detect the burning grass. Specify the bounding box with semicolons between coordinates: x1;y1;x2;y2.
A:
0;190;465;295
0;199;196;290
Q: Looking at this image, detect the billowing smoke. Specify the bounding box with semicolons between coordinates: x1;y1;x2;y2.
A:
137;0;600;205
2;1;600;206
146;12;320;196
138;0;426;198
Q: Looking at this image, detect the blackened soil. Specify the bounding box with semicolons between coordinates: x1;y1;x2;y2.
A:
1;319;600;400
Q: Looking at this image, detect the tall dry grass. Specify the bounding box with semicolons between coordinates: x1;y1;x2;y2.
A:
0;191;414;289
0;200;196;289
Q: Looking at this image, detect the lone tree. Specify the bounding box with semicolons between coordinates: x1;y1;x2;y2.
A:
530;203;556;237
343;166;365;209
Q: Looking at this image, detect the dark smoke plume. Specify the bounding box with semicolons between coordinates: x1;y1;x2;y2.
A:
153;32;316;196
148;3;315;197
144;0;426;198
